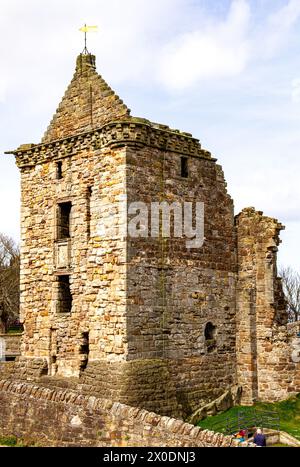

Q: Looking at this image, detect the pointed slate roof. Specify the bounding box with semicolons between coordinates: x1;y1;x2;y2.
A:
42;53;131;143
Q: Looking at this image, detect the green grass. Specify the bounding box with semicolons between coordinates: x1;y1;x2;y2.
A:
0;435;36;447
0;436;18;446
272;444;291;447
197;394;300;440
6;329;23;335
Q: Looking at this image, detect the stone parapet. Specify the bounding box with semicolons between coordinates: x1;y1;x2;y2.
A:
6;119;213;169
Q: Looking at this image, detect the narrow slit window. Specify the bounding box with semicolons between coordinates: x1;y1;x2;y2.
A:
56;161;63;180
57;275;72;314
181;157;189;178
57;202;72;239
80;332;89;371
87;187;92;238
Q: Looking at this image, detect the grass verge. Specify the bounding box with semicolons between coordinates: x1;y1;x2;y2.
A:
197;393;300;440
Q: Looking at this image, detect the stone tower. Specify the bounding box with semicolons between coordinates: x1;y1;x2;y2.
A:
6;52;300;418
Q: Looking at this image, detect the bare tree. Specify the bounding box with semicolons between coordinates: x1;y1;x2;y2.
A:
279;266;300;323
0;234;20;333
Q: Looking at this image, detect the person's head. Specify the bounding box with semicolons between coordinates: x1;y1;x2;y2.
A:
256;428;262;435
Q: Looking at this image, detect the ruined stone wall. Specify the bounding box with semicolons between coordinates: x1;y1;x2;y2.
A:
236;208;300;404
0;379;242;447
125;145;237;417
287;322;300;394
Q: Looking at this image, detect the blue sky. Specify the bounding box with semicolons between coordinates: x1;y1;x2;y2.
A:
0;0;299;271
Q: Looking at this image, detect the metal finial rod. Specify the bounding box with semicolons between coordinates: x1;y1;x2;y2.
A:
79;24;98;55
84;24;88;54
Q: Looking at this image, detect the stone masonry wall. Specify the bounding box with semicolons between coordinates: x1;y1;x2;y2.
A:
19;144;128;378
0;379;244;447
14;139;239;419
13;51;240;419
17;138;184;417
0;362;15;379
125;145;237;417
79;360;181;417
0;334;21;358
236;208;300;404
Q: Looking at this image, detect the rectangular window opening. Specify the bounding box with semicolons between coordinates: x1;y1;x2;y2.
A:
57;202;71;239
181;157;189;178
56;161;63;180
57;275;72;314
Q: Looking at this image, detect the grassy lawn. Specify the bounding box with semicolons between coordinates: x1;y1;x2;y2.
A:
197;393;300;441
0;436;18;447
0;436;36;447
272;444;292;447
6;329;23;335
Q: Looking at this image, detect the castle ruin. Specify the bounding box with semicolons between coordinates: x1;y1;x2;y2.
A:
1;52;299;429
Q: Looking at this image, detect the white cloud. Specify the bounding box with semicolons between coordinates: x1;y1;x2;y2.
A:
0;0;184;87
158;0;251;90
1;1;299;97
262;0;300;57
291;78;300;103
157;0;300;91
0;78;7;103
0;0;186;145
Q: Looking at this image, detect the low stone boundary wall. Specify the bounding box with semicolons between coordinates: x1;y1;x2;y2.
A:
249;429;300;447
0;379;246;447
279;431;300;447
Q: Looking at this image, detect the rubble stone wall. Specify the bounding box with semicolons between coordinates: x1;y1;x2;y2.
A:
0;334;21;357
16;120;239;418
125;145;237;416
236;208;300;404
19;145;128;379
0;379;242;447
0;362;15;379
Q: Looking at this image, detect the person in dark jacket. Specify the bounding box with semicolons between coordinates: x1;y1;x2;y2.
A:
254;428;267;447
